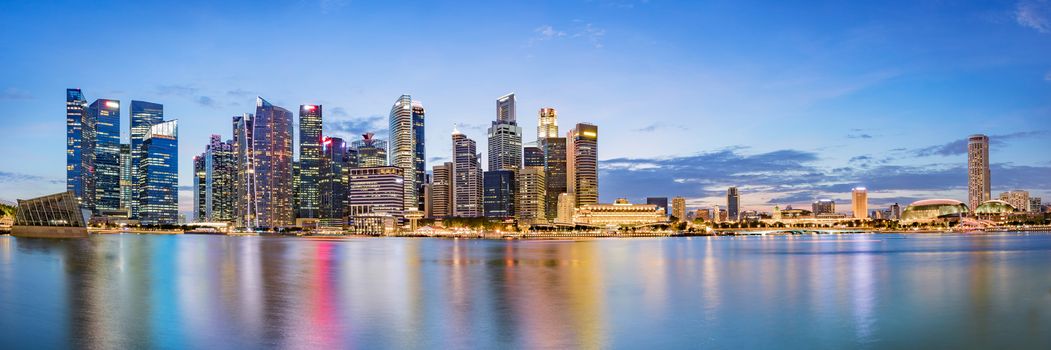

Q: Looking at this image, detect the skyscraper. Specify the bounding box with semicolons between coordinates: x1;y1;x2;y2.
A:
537;107;558;139
85;99;122;216
999;190;1030;212
352;133;388;167
568;123;598;207
65;89;90;209
556;193;575;224
852;187;868;219
430;162;454;218
488;93;523;171
523;146;544;167
517;166;547;225
389;95;426;212
967;134;990;211
232;113;255;228
119;144;132;215
483;170;516;218
727;187;740;221
671;196;686;221
319;137;352;220
129;100;163;218
298;104;323;219
252;97;295;229
540;137;567;220
193;135;235;222
138;120;178;225
347;166;405;220
452;129;482;217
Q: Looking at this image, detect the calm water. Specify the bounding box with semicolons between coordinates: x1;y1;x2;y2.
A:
0;233;1049;349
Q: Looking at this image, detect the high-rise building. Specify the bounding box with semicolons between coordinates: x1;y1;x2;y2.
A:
671;196;686;221
232;113;255;228
88;99;121;216
65;89;90;209
319;137;353;220
523;146;544;167
119;144;132;215
999;190;1030;213
430;162;454;218
646;197;669;217
193;154;206;221
389;95;426;212
556;193;575;224
537;107;558;139
483;170;516;218
347;166;405;221
967;134;990;211
352;133;387;167
1030;197;1042;213
852;187;868;220
138;120;178;225
251;97;295;229
540;137;567;220
298;104;323;219
129;100;163;218
889;203;902;220
812;199;835;216
194;135;236;222
489;93;523;171
452;130;483;217
727;187;740;221
568;123;598;207
517;166;547;225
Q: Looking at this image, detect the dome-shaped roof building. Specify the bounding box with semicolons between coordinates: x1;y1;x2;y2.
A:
974;200;1017;214
901;199;969;222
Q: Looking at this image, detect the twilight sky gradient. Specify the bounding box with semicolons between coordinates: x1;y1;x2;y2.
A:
1;0;1049;216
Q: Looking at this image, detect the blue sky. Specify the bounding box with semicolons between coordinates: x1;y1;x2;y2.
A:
1;0;1049;215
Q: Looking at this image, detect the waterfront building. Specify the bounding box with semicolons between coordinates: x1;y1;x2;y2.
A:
137;120;178;225
812;199;835;216
975;200;1017;221
726;187;740;221
352;132;387;167
573;199;665;227
319;137;353;221
537;107;558;139
556;193;576;224
389;95;426;212
483;170;516;218
516;166;547;225
1030;197;1042;213
852;187;868;220
129;100;163;218
901;199;968;223
251;97;295;229
429;162;454;218
292;161;301;216
967;134;991;210
999;190;1030;214
646;197;669;217
347;167;405;221
671;196;686;221
568;123;598;207
232;113;255;228
12;191;88;238
694;208;712;221
88;99;121;216
452;130;483;217
193;154;206;221
489;93;523;171
192;135;236;222
540;137;568;220
298;104;323;219
119;144;132;215
65;89;90;209
524;146;544;167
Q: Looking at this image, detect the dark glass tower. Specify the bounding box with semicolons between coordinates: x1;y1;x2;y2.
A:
138;120;178;225
483;170;516;218
65;89;89;208
523;146;544;167
298;104;323;219
540;137;567;221
453;130;482;217
129;100;163;218
252;97;295;229
88;99;121;215
320;137;353;220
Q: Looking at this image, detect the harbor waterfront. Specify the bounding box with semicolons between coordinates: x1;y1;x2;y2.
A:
0;232;1049;349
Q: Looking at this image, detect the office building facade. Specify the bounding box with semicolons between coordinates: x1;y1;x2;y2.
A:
88;99;122;215
452;130;483;217
967;134;990;211
852;187;868;219
352;132;387;167
347;166;405;221
65;89;90;209
671;196;686;221
516;166;547;225
483;170;516;218
252;97;295;228
389;95;426;212
138;120;178;225
727;187;740;221
319;137;353;220
298;104;323;219
568;123;598;207
129;100;163;218
540;137;567;220
488;93;523;171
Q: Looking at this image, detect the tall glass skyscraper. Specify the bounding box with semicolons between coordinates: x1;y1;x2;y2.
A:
193;135;235;222
319;137;352;220
488;93;523;171
568;123;598;207
119;144;132;215
483;170;516;218
65;89;89;208
129;100;163;218
726;186;740;221
138;120;178;225
298;104;323;219
88;99;121;215
540;137;567;220
351;133;387;167
232;113;255;228
252;97;295;229
968;134;990;211
452;129;482;217
389;95;425;212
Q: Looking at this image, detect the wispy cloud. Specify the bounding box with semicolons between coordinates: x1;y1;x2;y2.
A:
330;107;349;117
0;171;62;184
913;130;1049;157
1016;0;1051;33
529;23;605;48
226;88;254;97
196;96;218;107
573;23;606;48
325;115;386;139
156;84;199;96
0;87;33;100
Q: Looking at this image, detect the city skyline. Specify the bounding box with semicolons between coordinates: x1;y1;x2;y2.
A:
2;0;1050;217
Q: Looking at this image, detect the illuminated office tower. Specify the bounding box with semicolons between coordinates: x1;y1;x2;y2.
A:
193;154;207;221
65;89;90;209
568;123;598;207
129;100;163;218
540;137;567;220
671;196;686;221
138;120;178;225
524;146;544;167
967;134;990;211
352;132;388;167
488;93;522;171
252;97;295;229
298;104;323;219
517;166;547;225
483;170;516;218
537;107;558;139
430;162;453;218
556;193;575;224
812;199;835;216
999;190;1030;212
88;99;121;216
727;187;740;221
852;187;868;219
347;166;405;220
452;129;483;217
232;113;255;228
119;144;132;215
193;135;235;222
389;95;426;212
319;137;353;220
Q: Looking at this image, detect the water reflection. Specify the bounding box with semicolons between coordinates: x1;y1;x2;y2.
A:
0;233;1049;348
